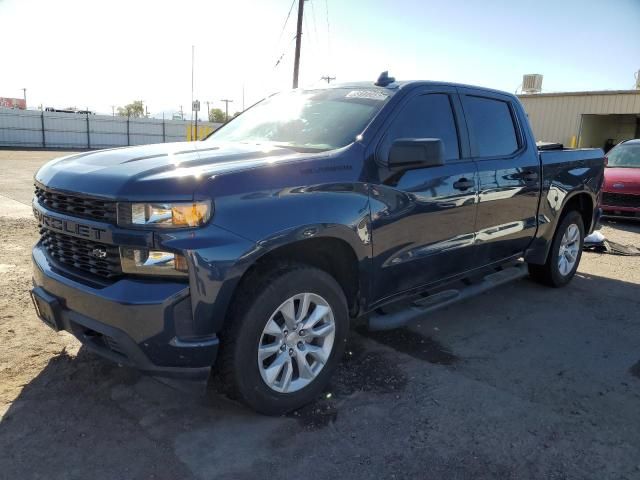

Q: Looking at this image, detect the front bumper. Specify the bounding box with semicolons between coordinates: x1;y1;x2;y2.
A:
601;190;640;219
31;245;218;380
601;204;640;219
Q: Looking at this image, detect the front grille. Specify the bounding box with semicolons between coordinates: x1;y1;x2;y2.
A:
602;192;640;209
40;228;122;279
35;185;117;223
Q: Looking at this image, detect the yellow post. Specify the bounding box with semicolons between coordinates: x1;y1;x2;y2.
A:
569;136;577;148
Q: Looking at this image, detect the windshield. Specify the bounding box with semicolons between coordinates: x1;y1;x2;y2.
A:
607;143;640;168
206;88;390;151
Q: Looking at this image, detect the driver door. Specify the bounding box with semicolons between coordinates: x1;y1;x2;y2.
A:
369;88;479;303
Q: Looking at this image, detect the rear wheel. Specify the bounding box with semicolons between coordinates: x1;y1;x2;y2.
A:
217;265;348;415
528;210;584;287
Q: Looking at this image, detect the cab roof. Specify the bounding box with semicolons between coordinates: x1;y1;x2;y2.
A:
311;79;514;99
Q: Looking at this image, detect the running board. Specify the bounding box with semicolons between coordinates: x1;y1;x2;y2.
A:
367;263;528;331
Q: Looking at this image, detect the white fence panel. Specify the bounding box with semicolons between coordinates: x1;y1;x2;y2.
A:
0;109;43;147
0;108;221;149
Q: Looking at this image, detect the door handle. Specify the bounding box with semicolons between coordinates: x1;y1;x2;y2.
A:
521;170;539;182
453;178;474;191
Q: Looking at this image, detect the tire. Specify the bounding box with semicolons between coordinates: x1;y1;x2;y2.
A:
528;210;584;287
217;264;348;415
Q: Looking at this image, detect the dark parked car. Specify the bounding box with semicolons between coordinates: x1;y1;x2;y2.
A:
30;74;604;414
602;139;640;218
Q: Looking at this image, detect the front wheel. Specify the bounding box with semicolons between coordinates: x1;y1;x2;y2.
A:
528;210;585;287
217;265;348;415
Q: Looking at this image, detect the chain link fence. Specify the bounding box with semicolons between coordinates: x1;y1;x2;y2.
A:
0;108;221;149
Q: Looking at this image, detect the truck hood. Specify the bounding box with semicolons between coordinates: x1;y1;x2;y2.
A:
603;167;640;195
35;141;307;201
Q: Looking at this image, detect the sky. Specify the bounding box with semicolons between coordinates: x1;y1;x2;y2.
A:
0;0;639;119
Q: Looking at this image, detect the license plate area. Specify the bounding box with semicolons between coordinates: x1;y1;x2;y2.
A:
30;287;63;331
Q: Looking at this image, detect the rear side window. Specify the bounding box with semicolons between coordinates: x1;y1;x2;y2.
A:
384;94;460;161
463;96;519;157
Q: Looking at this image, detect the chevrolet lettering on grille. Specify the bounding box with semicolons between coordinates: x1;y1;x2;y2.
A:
33;207;107;241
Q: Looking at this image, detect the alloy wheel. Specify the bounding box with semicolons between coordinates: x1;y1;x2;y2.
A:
257;293;336;393
557;223;580;276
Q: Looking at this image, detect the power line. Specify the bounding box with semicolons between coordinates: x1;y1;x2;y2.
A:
274;34;297;68
309;0;319;42
276;0;296;47
303;6;313;48
324;0;331;69
273;0;297;69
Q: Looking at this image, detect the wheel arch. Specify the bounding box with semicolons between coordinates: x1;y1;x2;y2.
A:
561;192;594;234
525;190;595;265
223;227;369;330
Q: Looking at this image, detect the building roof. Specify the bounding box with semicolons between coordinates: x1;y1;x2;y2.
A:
518;89;640;98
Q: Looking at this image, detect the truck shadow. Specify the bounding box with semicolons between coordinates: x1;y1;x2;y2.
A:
2;270;640;479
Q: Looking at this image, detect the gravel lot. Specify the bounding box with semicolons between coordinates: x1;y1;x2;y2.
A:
1;149;639;480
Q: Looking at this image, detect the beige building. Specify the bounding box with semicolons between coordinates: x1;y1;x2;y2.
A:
518;90;640;150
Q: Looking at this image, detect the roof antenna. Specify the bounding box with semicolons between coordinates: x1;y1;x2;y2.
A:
375;71;395;87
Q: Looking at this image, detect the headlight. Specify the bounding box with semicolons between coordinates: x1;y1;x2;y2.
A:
119;200;212;228
120;247;189;277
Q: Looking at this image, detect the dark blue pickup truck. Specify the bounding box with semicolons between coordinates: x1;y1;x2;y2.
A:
30;73;604;414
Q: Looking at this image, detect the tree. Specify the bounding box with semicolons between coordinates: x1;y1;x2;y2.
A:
209;108;225;123
117;100;145;118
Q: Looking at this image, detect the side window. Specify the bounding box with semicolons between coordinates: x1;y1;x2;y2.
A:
463;96;519;157
385;94;460;161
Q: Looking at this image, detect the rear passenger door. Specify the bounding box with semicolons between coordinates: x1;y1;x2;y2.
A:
458;89;541;265
369;87;479;302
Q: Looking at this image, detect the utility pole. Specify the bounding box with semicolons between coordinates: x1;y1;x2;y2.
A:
21;88;27;108
206;101;213;121
220;99;233;122
179;105;184;120
292;0;305;89
321;75;336;84
195;108;199;139
111;105;115;116
191;45;195;125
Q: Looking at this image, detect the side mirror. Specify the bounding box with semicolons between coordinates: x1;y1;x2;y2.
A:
388;138;444;170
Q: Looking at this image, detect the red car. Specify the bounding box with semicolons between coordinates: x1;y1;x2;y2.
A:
602;139;640;219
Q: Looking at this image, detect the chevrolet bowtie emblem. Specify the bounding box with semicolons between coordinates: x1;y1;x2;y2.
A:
90;248;108;259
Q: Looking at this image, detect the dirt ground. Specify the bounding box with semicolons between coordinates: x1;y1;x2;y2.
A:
1;150;639;480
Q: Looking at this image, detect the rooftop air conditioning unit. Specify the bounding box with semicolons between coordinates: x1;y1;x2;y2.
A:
522;74;543;94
